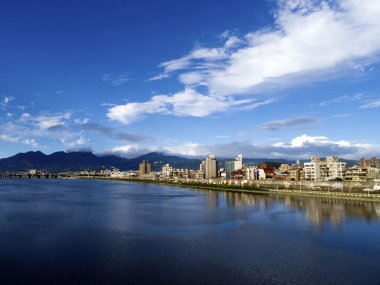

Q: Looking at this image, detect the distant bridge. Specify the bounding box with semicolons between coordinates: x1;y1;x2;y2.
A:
0;173;72;179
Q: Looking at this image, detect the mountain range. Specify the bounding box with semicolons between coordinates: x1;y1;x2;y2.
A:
0;151;203;172
0;151;357;172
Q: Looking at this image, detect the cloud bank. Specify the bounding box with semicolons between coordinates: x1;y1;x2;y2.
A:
109;0;380;125
107;88;259;124
109;134;379;160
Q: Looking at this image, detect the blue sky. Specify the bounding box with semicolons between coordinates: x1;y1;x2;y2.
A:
1;0;380;160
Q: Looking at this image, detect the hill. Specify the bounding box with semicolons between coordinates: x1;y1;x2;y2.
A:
0;151;202;172
0;151;357;172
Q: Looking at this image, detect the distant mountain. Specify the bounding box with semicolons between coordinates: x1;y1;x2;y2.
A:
0;151;125;172
0;151;202;172
126;152;202;172
0;151;357;172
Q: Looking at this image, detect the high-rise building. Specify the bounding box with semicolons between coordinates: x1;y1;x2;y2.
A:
225;154;243;179
139;160;151;175
203;154;217;179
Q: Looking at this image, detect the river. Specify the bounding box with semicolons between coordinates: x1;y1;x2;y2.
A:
1;179;379;284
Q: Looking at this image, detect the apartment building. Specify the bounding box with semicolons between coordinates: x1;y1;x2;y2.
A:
304;156;346;181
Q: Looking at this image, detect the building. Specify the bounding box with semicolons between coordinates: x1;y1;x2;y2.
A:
245;166;259;180
304;156;346;181
219;168;226;179
161;164;173;179
225;154;243;179
345;165;380;181
326;156;346;180
345;166;368;181
259;163;275;179
367;166;380;180
195;170;205;179
231;169;244;180
257;169;266;180
201;155;218;179
289;165;302;181
279;164;289;173
139;160;151;175
304;156;324;181
359;157;380;168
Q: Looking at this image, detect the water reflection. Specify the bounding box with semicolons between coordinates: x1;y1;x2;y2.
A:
2;180;380;285
199;189;380;226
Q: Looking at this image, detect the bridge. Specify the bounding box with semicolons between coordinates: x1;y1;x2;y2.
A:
0;173;72;179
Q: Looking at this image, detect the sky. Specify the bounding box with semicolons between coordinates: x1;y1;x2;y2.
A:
1;0;380;160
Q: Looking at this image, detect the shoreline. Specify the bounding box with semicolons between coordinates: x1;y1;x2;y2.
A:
76;177;380;203
3;175;379;202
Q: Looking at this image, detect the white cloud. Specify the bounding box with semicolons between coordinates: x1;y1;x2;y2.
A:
149;73;172;81
101;103;117;107
1;95;15;109
102;73;129;85
240;99;278;110
22;139;39;148
3;96;15;104
153;1;380;95
119;0;380;125
0;134;18;143
224;36;241;48
74;117;90;125
110;144;142;157
359;98;380;109
319;93;366;107
107;88;254;124
109;134;379;160
60;132;87;148
178;72;207;86
134;0;380;125
0;111;89;150
150;46;228;81
20;112;71;129
331;113;350;118
274;134;331;147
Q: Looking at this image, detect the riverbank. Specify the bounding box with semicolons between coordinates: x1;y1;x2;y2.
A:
77;176;380;202
268;189;380;202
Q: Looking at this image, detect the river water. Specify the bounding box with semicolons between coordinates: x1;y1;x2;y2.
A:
0;179;380;285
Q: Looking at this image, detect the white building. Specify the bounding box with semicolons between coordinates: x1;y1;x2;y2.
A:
235;154;243;169
110;171;128;178
304;156;323;181
244;166;266;180
245;166;255;180
258;169;266;180
304;156;346;181
225;154;243;179
162;164;173;179
326;156;346;180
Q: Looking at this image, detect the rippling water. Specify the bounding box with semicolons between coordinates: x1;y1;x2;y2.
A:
1;179;380;285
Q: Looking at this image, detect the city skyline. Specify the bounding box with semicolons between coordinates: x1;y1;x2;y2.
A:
1;0;380;160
